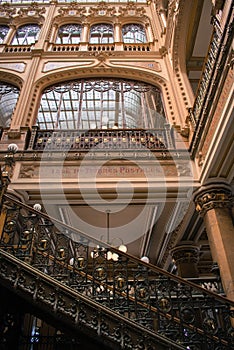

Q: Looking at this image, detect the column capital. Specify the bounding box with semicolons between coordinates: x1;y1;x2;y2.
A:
171;242;200;264
170;241;200;278
194;184;233;216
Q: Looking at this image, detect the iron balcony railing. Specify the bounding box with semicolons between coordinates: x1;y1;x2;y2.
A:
0;194;233;349
28;126;175;151
189;4;234;155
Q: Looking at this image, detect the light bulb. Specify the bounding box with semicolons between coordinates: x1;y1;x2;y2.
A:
141;256;150;263
112;253;119;261
7;143;18;154
33;203;42;211
107;251;112;260
118;244;127;253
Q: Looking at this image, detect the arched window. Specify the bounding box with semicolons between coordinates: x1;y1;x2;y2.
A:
0;82;20;128
37;79;166;130
0;25;9;44
11;24;40;45
56;24;82;44
122;23;146;43
89;24;114;44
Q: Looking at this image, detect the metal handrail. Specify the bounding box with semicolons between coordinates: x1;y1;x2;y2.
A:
0;194;233;349
0;248;185;350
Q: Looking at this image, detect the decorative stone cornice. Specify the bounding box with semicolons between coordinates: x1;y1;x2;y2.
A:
194;186;233;216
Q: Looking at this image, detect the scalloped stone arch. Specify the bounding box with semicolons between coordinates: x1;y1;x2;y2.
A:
52;20;84;43
0;18;12;26
119;17;150;27
87;19;115;27
53;17;84;27
0;70;23;89
11;16;45;28
25;66;170;127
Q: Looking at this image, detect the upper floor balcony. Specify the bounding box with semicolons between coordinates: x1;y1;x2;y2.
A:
0;4;158;55
28;126;174;152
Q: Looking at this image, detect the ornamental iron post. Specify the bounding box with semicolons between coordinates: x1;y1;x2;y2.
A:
0;143;18;212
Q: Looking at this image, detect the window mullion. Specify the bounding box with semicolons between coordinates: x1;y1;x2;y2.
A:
77;82;84;129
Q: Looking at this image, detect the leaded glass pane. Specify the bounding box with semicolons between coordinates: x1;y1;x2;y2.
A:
0;25;9;44
90;24;114;44
122;23;146;43
11;24;40;45
0;83;20;127
37;79;166;130
56;24;82;44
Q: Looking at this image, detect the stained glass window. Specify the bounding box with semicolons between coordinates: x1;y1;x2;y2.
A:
37;79;166;130
0;83;20;127
122;23;146;43
11;24;40;45
89;24;114;44
0;25;9;44
56;24;82;44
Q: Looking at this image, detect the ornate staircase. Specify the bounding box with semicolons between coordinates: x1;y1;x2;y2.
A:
0;194;233;349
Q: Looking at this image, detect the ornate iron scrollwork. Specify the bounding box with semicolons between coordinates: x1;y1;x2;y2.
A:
0;194;233;349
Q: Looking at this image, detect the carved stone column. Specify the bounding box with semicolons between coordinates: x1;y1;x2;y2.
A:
114;22;121;42
194;185;234;301
171;241;200;278
81;22;90;43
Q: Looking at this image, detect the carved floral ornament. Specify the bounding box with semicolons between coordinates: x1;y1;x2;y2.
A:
168;0;179;16
57;4;86;18
88;2;116;17
0;3;16;20
195;188;233;216
118;2;146;17
17;3;46;18
55;1;147;20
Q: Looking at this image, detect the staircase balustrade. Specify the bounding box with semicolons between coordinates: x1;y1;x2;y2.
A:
0;195;233;349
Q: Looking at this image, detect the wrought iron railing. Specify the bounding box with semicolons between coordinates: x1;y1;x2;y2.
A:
0;249;180;350
28;127;175;151
189;26;221;127
0;194;233;349
189;4;234;155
